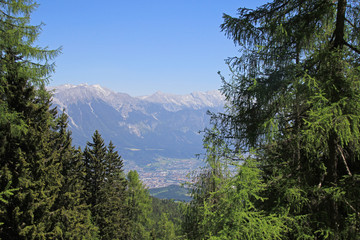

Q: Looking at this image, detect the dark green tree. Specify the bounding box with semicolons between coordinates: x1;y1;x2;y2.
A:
83;130;107;215
49;113;98;239
96;141;128;240
0;0;67;238
206;0;360;239
83;131;128;239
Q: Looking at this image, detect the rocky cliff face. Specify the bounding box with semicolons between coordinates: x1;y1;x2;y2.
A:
50;84;224;165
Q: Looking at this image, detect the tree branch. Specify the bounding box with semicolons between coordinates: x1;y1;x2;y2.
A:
337;144;352;176
344;198;360;217
345;17;356;29
344;41;360;55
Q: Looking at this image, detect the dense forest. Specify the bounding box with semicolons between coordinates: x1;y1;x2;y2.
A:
1;0;359;239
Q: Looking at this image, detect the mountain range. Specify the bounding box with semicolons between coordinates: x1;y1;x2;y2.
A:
50;84;224;169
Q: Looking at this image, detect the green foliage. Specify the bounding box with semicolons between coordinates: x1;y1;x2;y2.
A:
149;184;191;202
198;0;360;239
155;213;176;240
125;170;153;240
83;131;128;239
184;137;288;239
49;113;99;239
151;197;185;239
0;1;66;238
0;182;17;205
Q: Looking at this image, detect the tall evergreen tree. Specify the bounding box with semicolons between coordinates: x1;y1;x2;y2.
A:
49;113;98;239
205;0;360;239
182;132;228;240
96;141;128;240
83;130;107;214
0;0;66;238
83;131;128;239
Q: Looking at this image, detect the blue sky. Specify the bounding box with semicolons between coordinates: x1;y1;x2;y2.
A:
32;0;268;96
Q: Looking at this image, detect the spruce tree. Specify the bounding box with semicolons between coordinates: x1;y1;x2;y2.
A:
96;141;128;240
49;113;98;239
83;131;107;233
83;131;128;239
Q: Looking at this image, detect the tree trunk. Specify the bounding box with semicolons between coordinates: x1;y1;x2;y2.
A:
326;0;347;237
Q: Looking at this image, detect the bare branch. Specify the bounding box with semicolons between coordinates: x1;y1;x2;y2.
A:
344;198;360;217
318;173;325;188
345;17;356;29
337;144;352;176
344;41;360;55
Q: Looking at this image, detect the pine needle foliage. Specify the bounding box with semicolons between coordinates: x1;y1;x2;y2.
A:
83;131;128;239
194;0;360;239
0;0;66;238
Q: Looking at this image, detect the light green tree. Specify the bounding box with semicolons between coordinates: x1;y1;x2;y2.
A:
125;170;152;240
155;213;176;240
184;134;287;239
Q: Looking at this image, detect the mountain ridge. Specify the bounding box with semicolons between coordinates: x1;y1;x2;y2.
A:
50;84;224;158
50;84;224;112
49;84;224;187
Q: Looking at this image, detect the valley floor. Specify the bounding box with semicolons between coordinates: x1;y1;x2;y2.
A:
124;157;203;188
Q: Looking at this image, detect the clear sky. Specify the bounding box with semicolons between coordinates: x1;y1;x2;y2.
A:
32;0;268;96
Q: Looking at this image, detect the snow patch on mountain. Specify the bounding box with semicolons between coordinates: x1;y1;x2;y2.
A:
48;84;225;162
50;84;225;112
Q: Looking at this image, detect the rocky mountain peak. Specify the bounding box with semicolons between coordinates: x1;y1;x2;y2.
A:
48;83;225;177
50;84;224;112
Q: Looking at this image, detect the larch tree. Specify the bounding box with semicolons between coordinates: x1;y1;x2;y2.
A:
125;170;152;240
0;0;68;238
183;131;287;239
205;0;360;239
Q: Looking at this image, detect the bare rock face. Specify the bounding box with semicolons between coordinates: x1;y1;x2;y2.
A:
50;84;224;164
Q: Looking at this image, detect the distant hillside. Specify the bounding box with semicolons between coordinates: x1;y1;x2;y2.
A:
150;185;191;202
50;84;224;166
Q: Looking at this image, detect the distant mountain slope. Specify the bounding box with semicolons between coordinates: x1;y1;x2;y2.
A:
49;84;224;166
150;185;191;202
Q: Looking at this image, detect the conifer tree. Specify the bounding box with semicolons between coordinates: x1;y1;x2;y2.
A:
83;131;128;239
0;0;66;238
182;132;228;239
125;170;152;240
83;131;107;233
96;141;128;240
155;213;176;240
184;133;287;239
49;113;98;239
205;0;360;239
